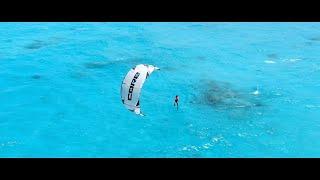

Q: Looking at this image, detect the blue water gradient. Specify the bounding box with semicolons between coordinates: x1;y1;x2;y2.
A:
0;23;320;157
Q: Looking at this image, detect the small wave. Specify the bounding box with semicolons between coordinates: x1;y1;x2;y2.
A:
237;133;246;137
180;135;227;152
0;141;18;147
305;105;320;109
70;27;90;31
264;60;276;64
181;145;200;152
282;58;302;63
288;58;302;62
0;84;30;93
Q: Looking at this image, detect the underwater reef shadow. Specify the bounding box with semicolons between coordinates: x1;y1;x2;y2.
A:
190;79;265;120
24;37;64;50
31;74;41;79
267;53;278;59
308;36;320;41
84;61;111;69
25;40;49;50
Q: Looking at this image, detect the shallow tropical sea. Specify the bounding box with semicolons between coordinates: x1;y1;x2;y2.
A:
0;22;319;157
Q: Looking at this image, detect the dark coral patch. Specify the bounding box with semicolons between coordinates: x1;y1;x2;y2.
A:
192;79;263;112
197;56;206;61
305;42;313;46
32;74;41;79
25;40;48;49
267;54;278;59
309;37;320;41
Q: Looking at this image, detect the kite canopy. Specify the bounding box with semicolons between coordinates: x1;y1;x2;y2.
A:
121;64;160;116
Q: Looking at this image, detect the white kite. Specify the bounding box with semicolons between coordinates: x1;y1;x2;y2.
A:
120;64;160;116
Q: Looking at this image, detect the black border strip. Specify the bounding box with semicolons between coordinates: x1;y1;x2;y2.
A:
1;1;320;21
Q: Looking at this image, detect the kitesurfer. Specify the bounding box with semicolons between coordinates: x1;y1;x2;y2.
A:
174;95;179;110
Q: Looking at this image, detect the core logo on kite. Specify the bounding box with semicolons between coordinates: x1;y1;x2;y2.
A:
128;72;140;100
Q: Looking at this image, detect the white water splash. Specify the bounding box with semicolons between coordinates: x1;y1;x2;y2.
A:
251;85;260;96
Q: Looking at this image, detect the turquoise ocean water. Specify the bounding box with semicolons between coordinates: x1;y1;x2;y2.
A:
0;23;319;157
